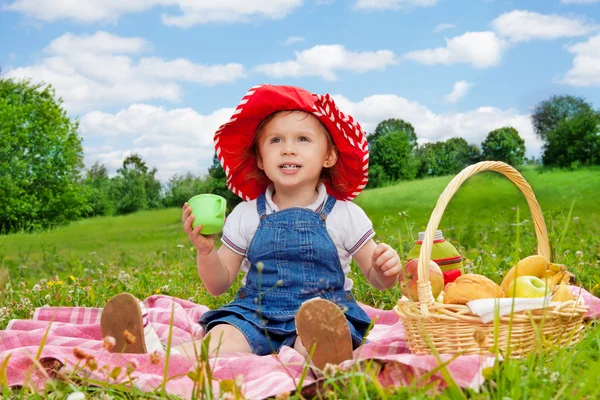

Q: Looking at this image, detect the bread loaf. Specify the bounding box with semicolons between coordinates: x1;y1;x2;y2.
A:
443;273;505;305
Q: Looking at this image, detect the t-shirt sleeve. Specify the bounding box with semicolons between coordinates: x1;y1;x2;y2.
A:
342;201;375;256
220;202;250;256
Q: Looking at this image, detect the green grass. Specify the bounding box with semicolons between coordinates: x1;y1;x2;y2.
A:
1;166;600;399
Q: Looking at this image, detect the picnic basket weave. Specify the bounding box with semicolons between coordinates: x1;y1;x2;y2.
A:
393;161;588;357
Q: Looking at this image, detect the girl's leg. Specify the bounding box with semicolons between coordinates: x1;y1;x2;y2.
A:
293;335;309;357
295;298;353;370
174;324;252;358
101;292;160;354
100;293;252;357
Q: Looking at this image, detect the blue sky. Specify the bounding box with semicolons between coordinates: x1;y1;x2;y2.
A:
1;0;599;180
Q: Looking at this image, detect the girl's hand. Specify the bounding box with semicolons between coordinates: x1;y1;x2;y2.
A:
372;243;402;277
182;202;216;255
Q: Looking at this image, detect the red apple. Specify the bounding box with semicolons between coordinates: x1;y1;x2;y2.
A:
398;259;444;302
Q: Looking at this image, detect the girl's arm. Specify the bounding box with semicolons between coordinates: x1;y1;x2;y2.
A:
353;239;401;290
196;245;244;296
182;202;244;296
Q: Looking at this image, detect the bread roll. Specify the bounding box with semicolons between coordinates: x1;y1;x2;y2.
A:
443;273;505;305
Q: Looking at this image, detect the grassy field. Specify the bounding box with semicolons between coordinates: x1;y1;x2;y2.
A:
1;165;600;398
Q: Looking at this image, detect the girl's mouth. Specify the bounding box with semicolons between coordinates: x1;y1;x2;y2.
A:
279;164;302;174
279;164;301;170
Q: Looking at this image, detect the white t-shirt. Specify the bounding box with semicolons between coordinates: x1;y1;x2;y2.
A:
221;183;375;290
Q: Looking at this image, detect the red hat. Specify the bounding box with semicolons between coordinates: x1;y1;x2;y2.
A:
214;84;369;201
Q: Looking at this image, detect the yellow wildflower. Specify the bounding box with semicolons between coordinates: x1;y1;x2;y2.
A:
70;275;76;282
155;288;161;294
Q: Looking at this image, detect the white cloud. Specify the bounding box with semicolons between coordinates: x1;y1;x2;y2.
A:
283;36;305;46
562;34;600;86
46;31;150;55
444;80;472;103
561;0;600;4
354;0;438;10
255;44;397;81
332;94;541;157
161;0;303;27
80;104;234;181
80;93;543;181
4;0;302;26
492;10;597;42
404;31;507;69
434;23;456;33
5;31;246;113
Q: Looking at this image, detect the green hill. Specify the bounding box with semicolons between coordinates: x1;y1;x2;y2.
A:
1;166;599;297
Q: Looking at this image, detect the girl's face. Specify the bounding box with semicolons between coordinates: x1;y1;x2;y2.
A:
256;111;337;194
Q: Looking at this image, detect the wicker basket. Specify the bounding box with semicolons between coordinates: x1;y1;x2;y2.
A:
394;161;588;357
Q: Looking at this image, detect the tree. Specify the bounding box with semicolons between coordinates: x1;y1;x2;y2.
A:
369;130;419;182
532;95;594;142
441;138;481;173
163;172;212;208
110;154;162;214
207;153;242;212
481;127;526;167
83;162;114;217
416;142;444;178
416;139;480;178
542;110;600;168
368;119;418;149
365;164;389;189
0;77;87;232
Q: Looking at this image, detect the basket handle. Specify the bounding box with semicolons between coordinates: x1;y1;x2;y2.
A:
416;161;551;317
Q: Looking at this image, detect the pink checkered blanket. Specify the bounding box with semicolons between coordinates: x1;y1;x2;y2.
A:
2;290;599;399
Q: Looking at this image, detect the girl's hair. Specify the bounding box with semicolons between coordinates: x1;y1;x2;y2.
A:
246;110;353;194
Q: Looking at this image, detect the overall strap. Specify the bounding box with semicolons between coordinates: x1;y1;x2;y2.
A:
321;195;337;217
256;193;267;218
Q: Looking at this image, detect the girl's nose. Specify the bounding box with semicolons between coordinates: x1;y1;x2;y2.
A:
282;145;297;155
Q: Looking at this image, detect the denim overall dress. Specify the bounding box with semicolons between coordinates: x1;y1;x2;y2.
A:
198;193;372;355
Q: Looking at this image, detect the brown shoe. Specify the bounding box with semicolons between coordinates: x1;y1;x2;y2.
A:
295;298;353;371
100;293;146;354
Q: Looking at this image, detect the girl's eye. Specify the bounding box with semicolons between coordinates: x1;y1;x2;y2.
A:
298;136;310;142
269;137;281;144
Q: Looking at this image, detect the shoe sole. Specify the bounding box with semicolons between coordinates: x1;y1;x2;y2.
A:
100;293;147;354
295;298;353;371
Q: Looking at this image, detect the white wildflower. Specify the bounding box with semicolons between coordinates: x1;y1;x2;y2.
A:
235;374;243;387
118;270;131;283
576;251;583;258
32;284;41;293
323;363;340;377
66;391;86;400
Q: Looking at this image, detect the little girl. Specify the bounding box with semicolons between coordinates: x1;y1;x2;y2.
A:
102;85;401;370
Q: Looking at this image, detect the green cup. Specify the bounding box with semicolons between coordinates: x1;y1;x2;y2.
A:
188;194;226;235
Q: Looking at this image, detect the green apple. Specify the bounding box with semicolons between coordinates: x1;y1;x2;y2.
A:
506;275;550;298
